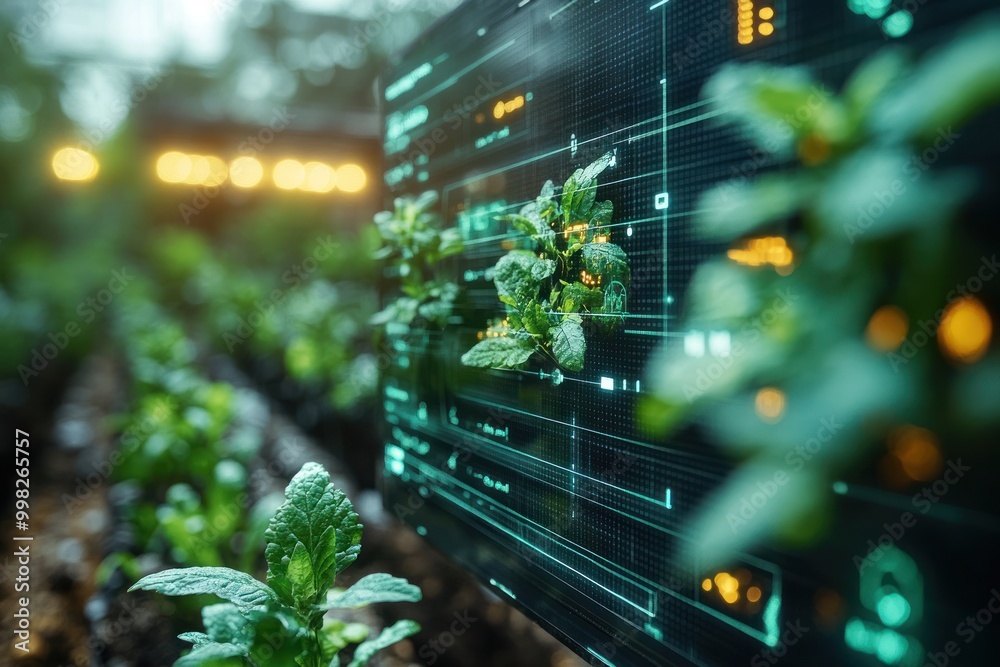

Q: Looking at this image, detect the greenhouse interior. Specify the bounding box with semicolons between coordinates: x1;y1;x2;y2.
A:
2;1;1000;666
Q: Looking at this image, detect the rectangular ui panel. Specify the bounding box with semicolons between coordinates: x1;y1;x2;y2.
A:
379;2;998;666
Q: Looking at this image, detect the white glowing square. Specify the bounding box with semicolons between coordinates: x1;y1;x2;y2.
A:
655;192;669;210
600;376;615;391
709;330;732;357
684;330;705;358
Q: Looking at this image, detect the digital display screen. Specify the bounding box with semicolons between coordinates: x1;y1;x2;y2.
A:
379;2;999;665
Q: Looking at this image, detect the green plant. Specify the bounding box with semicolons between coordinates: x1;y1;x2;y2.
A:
643;18;1000;568
462;153;630;372
370;191;463;329
130;462;422;667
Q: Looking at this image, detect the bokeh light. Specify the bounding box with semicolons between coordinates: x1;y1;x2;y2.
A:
755;387;786;423
229;156;264;188
336;163;367;193
866;305;909;352
939;296;992;363
273;159;306;190
52;147;99;182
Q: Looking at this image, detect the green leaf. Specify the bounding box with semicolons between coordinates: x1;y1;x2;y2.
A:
179;632;213;646
129;567;278;616
286;541;317;603
417;299;452;326
540;179;555;200
500;214;540;238
871;16;1000;141
202;604;252;648
696;174;810;241
559;283;604;314
842;48;909;117
347;620;421;667
174;642;248;667
322;573;422;609
461;337;536;369
816;149;975;241
493;251;554;302
522;301;551;337
561;169;583;224
581;152;614;184
581;243;630;287
551;319;586;372
587;200;614;227
264;463;363;609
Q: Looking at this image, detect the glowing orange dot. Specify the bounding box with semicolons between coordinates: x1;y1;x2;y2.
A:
888;426;943;482
747;587;762;603
759;22;775;36
702;578;713;592
939;297;992;363
759;7;775;20
755;387;786;423
866;305;910;352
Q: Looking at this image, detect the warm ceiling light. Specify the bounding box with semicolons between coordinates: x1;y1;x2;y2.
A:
52;147;99;182
273;159;306;190
229;156;263;188
304;161;336;193
336;163;367;193
184;155;211;185
156;151;192;183
202;155;228;187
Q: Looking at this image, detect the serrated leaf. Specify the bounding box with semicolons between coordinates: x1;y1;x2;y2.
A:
581;243;631;287
264;463;363;609
347;620;421;667
321;573;422;609
461;337;536;369
551;319;586;372
493;251;553;302
174;642;248;667
202;604;252;648
129;567;278;616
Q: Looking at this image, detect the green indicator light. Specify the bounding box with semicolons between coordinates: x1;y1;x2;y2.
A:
876;592;911;628
864;0;891;19
416;526;428;536
882;10;914;38
833;481;849;494
876;630;909;664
